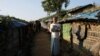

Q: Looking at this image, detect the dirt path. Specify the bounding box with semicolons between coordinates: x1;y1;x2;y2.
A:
31;31;93;56
32;31;51;56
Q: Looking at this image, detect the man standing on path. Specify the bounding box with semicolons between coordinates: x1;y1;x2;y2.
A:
49;17;61;56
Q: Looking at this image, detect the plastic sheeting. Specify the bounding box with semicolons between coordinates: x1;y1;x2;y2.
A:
0;27;3;32
68;10;100;20
10;19;27;28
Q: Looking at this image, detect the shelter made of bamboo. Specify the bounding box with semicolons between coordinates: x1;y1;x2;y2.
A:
59;10;100;56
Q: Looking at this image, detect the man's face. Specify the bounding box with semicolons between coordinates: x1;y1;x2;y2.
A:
53;17;57;23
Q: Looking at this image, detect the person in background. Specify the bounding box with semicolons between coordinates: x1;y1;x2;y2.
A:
35;20;41;32
49;16;61;56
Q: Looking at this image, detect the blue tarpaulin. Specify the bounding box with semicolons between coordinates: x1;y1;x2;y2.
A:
68;10;100;20
10;19;27;28
0;27;3;32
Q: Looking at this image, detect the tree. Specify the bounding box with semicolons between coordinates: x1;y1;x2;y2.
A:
42;0;56;16
42;0;70;17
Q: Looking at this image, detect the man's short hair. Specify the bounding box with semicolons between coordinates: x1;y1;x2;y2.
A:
53;16;58;20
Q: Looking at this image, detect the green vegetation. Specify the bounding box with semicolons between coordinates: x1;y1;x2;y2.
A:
42;0;70;16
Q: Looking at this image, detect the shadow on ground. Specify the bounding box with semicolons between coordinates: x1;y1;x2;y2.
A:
61;39;93;56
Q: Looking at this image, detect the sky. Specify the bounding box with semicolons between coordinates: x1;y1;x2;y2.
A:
0;0;100;21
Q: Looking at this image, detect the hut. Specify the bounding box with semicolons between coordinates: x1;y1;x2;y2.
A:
0;16;38;56
59;10;100;56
